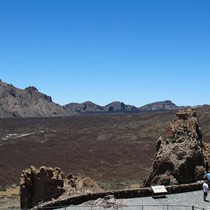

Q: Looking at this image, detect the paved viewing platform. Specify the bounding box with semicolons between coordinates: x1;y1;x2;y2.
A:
118;190;210;209
59;190;210;210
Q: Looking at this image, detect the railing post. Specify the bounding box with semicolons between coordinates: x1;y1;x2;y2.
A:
192;206;194;210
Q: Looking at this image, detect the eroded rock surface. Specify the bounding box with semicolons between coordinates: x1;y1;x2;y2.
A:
20;166;103;209
20;166;65;208
144;108;205;186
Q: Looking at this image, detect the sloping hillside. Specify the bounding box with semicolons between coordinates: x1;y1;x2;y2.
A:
0;80;72;117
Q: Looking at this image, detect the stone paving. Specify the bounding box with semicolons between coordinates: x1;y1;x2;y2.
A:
59;190;210;210
116;190;210;210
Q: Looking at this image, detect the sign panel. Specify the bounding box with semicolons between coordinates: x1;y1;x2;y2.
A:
151;185;167;194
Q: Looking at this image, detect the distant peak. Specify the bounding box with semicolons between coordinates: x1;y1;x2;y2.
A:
139;100;178;111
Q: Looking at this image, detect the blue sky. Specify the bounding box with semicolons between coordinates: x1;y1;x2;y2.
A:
0;0;209;107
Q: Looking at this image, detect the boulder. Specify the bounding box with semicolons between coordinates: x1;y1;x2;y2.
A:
66;173;103;194
144;108;205;186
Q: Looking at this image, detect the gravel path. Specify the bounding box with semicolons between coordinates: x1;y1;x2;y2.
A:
59;190;210;210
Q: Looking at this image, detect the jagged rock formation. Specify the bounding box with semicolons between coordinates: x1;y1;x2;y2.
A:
20;166;103;209
20;166;65;208
0;80;72;117
144;108;205;186
139;100;179;111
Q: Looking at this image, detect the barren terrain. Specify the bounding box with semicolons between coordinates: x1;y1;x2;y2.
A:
0;112;176;189
1;107;210;208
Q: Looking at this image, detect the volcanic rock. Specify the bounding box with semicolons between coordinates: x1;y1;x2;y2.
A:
81;194;125;209
20;166;103;209
65;173;103;195
144;108;205;186
20;166;65;208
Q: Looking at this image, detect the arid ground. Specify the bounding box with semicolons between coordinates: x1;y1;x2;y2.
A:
1;107;210;208
0;112;175;189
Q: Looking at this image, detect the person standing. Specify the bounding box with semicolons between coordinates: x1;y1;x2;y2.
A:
203;180;209;201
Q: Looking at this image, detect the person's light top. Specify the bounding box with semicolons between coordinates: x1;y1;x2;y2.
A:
203;182;209;192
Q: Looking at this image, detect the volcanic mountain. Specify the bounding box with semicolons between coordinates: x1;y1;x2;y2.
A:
139;100;179;111
0;79;182;117
0;80;72;117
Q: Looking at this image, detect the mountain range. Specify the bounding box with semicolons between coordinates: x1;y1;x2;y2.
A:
0;79;185;118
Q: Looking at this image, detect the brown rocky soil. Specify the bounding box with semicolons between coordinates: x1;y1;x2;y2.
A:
1;108;210;208
0;112;175;189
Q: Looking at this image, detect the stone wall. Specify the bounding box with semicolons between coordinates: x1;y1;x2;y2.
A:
36;182;203;209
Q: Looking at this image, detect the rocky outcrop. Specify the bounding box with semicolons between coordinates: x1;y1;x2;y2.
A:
20;166;65;208
65;173;103;195
20;166;103;209
144;108;205;186
81;194;125;209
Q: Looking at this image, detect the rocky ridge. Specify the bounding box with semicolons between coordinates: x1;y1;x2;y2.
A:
0;80;181;117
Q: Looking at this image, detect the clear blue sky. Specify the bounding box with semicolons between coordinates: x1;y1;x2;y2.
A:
0;0;209;107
